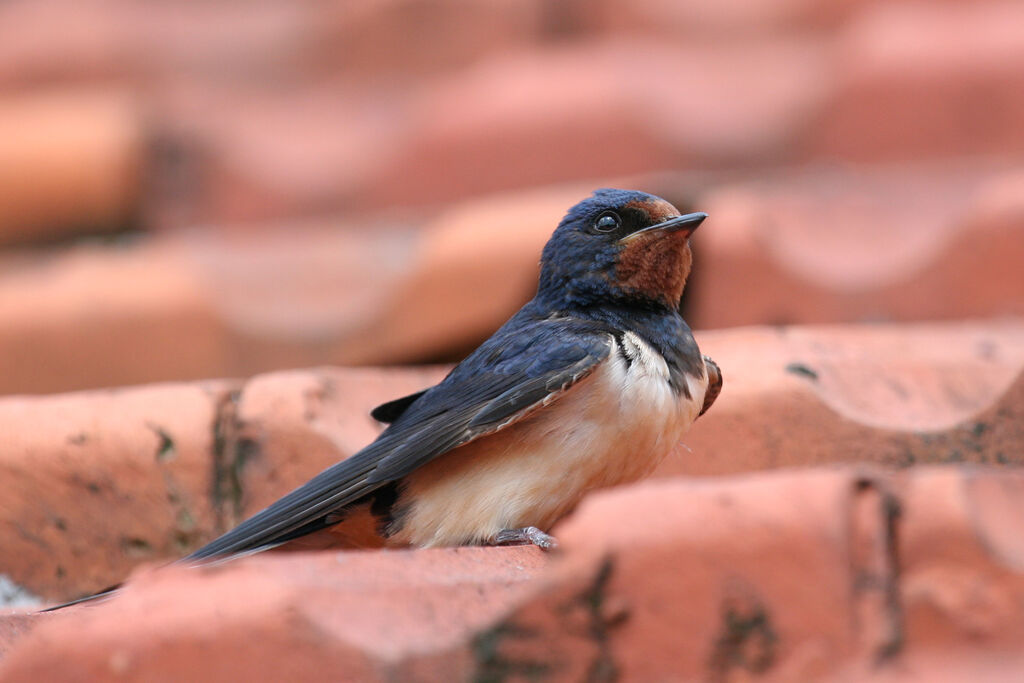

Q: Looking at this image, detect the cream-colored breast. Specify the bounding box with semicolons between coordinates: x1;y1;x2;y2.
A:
390;333;708;547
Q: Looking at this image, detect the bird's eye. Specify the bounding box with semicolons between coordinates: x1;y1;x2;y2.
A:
593;212;621;233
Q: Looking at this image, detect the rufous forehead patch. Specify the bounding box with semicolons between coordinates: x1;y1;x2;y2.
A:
624;198;679;223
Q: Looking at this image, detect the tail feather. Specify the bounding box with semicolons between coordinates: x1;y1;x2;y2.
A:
40;584;121;612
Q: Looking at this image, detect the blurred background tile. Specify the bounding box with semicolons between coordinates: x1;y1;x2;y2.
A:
0;0;1020;396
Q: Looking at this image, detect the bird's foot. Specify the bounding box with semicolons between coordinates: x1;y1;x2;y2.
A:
492;526;558;550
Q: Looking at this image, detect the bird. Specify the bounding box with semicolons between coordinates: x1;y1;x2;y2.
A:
44;188;721;609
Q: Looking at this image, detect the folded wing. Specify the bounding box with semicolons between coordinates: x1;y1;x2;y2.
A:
186;315;615;561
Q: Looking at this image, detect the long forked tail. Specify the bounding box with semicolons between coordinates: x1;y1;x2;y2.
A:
40;435;391;612
39;584;121;612
38;518;335;612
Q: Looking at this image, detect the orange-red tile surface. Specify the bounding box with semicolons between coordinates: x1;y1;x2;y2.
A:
0;321;1021;603
5;468;1024;681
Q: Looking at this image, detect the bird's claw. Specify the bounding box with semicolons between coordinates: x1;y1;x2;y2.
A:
493;526;558;550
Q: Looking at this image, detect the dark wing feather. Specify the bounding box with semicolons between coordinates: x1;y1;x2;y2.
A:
186;313;614;561
468;356;597;429
370;390;427;423
368;351;601;483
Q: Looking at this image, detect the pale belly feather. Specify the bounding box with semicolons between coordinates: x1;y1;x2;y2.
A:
389;333;707;547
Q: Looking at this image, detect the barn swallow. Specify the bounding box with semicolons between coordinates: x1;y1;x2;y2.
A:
45;189;721;609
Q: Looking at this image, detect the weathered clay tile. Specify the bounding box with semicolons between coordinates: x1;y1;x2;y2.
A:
0;90;143;246
0;243;227;395
162;39;826;223
8;160;1021;396
362;40;828;208
0;1;126;86
0;0;548;89
472;467;1024;680
327;186;584;364
812;2;1024;160
0;547;548;680
174;86;407;225
2;0;1021;237
666;321;1024;477
687;164;1024;329
4;158;1021;395
897;468;1024;652
0;611;36;659
0;381;237;600
0;185;574;394
473;470;899;681
585;0;866;36
7;467;1024;680
315;0;551;80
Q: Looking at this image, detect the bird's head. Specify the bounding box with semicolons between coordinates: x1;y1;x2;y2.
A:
537;188;706;311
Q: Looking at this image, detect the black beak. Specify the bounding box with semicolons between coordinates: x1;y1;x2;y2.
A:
619;212;707;243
